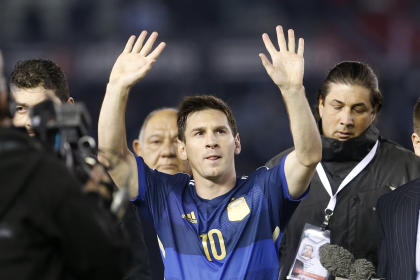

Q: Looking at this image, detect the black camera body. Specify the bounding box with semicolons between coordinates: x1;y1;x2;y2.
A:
28;99;128;218
29;99;94;183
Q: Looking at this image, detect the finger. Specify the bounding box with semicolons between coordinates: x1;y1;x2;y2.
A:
132;30;148;53
123;35;136;53
147;42;166;60
259;53;273;74
288;29;295;53
141;59;156;73
297;38;304;56
262;33;277;57
140;31;158;56
133;59;156;81
276;25;287;52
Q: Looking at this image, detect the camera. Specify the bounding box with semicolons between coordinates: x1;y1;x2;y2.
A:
29;99;94;182
29;99;128;218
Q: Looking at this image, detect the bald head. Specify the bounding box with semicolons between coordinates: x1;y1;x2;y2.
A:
133;108;185;174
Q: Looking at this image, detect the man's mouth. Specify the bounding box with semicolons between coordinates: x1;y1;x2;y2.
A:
205;155;221;161
27;128;36;137
336;131;353;140
158;163;178;170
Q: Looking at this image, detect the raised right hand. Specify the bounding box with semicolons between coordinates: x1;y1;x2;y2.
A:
259;25;304;93
109;31;166;88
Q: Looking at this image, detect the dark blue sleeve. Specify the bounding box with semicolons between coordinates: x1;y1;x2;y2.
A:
263;155;309;203
132;156;189;224
260;155;309;233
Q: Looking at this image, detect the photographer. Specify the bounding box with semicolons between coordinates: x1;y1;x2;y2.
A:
0;53;131;279
10;59;74;137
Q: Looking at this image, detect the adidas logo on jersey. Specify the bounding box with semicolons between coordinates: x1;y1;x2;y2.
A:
182;211;197;224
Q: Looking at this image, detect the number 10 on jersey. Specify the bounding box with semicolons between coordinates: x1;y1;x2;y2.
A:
200;229;227;261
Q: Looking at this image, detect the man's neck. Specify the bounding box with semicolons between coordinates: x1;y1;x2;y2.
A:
193;172;237;200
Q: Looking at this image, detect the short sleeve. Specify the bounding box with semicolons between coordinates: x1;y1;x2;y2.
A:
259;155;309;233
132;156;189;224
263;155;308;203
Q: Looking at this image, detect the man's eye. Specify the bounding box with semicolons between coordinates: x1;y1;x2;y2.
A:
16;106;27;113
353;108;366;114
333;106;342;110
194;131;203;136
216;129;226;134
151;140;162;144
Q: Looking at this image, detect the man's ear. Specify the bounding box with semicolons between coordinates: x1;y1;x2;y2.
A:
234;133;241;155
412;133;420;156
132;139;142;156
318;98;324;119
370;105;378;123
177;138;188;160
66;97;75;104
370;110;377;124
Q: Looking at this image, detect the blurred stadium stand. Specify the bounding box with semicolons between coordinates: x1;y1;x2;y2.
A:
0;0;419;174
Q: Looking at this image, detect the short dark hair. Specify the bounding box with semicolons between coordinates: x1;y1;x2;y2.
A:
315;61;383;116
10;59;70;103
413;99;420;135
177;95;238;142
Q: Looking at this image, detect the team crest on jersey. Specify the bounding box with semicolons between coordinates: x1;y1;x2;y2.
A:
227;197;250;221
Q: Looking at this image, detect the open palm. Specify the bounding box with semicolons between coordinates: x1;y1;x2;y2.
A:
109;31;166;88
260;26;304;91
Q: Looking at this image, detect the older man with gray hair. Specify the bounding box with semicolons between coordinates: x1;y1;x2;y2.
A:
123;107;188;280
132;107;186;174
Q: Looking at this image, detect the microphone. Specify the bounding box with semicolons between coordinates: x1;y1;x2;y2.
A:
319;244;377;280
319;244;353;277
350;258;375;280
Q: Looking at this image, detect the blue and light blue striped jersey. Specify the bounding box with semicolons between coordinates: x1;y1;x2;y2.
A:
133;155;305;280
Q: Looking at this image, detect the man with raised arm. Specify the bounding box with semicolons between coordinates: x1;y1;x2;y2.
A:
98;26;321;280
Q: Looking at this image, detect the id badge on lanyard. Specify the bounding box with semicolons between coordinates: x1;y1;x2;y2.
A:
287;140;379;280
287;223;330;280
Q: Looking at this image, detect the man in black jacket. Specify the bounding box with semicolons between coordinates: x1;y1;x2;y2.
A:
0;54;131;280
266;61;420;279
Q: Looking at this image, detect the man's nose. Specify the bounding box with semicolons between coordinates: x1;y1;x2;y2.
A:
13;112;31;129
339;108;354;126
205;132;218;149
161;139;177;158
24;113;32;128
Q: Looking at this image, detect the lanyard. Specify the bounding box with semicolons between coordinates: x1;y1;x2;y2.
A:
317;140;379;229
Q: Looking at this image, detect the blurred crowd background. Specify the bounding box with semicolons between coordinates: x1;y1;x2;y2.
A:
0;0;419;174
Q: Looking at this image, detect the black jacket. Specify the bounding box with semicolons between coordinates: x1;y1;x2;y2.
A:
376;178;420;280
122;202;164;280
0;127;131;280
266;126;420;279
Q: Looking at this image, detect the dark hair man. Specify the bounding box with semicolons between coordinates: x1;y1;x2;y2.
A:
10;59;74;136
0;53;130;280
98;26;321;279
266;61;420;278
412;99;420;156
